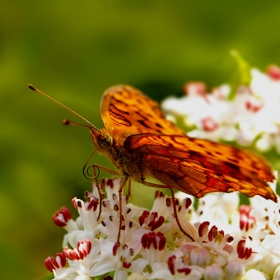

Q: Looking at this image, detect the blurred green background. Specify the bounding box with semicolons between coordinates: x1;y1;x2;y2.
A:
1;1;280;279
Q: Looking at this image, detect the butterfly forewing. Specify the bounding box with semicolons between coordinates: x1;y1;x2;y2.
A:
101;85;185;139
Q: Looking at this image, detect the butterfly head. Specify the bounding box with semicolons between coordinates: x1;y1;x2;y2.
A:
90;127;113;152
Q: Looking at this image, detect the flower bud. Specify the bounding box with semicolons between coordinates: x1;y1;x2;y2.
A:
190;247;211;267
225;261;244;280
204;264;223;280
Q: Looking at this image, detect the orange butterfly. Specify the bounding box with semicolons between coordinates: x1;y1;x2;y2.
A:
92;85;277;203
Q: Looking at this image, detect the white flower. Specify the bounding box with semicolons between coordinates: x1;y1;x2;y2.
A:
45;177;280;279
162;65;280;153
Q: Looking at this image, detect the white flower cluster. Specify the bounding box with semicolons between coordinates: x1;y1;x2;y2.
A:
162;65;280;153
45;177;280;280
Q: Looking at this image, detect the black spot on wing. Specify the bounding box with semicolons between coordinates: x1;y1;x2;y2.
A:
137;120;150;129
155;122;163;128
224;161;240;172
109;103;131;126
188;150;203;158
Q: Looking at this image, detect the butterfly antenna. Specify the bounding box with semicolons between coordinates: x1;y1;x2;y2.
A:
28;84;99;130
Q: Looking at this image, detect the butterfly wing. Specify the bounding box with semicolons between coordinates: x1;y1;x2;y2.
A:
100;85;185;140
124;134;277;202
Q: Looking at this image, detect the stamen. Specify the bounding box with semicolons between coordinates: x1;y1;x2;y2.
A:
52;207;72;227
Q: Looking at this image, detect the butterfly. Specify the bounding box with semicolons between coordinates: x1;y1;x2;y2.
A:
29;84;277;241
89;85;277;203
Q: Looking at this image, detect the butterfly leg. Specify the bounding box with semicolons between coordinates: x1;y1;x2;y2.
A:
87;163;120;176
90;165;104;221
126;178;132;200
141;180;194;241
116;176;129;245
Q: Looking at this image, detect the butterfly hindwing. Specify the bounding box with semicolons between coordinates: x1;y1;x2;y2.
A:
124;133;277;201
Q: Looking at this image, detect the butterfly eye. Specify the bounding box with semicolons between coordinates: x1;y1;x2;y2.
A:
99;133;113;149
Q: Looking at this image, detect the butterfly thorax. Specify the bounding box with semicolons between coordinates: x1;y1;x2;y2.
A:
111;137;150;181
112;143;147;180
